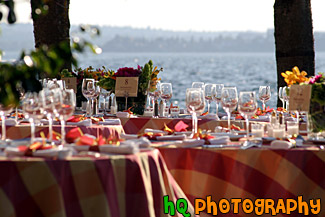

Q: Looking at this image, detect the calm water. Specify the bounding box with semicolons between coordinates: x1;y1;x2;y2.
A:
4;51;325;111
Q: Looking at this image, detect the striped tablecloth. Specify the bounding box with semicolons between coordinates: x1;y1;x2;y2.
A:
159;147;325;217
4;124;124;140
0;149;194;217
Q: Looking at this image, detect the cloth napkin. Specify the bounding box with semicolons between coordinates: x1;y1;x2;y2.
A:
67;119;92;126
156;134;187;141
120;137;151;148
4;146;73;159
144;128;167;135
208;136;230;145
98;119;121;125
177;139;205;148
270;140;293;149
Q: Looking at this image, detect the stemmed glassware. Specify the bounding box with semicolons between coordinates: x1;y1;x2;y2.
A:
160;83;173;115
278;87;285;108
56;89;76;146
258;86;271;111
221;87;238;130
91;81;101;116
192;82;204;90
204;83;215;114
238;91;257;139
82;78;95;117
40;88;61;145
186;88;205;138
15;82;25;123
100;88;111;115
212;84;224;118
282;86;290;110
0;104;13;142
148;82;161;117
22;92;43;143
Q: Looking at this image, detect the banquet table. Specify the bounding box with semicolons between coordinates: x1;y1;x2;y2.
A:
3;124;124;140
0;149;195;217
159;147;325;217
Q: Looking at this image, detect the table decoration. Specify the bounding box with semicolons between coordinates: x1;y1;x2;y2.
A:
281;66;325;134
98;60;163;115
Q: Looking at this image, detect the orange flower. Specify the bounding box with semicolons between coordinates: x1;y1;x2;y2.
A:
281;66;308;87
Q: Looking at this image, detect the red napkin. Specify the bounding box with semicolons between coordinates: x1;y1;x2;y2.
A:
174;121;188;132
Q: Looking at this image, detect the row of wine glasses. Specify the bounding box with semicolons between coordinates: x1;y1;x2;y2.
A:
278;86;290;110
81;78;101;117
22;88;75;145
147;82;173;117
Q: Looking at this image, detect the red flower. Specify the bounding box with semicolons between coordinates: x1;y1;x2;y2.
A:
115;67;142;77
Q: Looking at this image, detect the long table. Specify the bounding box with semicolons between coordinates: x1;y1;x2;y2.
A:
159;147;325;216
0;149;194;217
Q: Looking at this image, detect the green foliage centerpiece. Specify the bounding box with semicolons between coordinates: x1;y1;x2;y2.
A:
98;60;162;115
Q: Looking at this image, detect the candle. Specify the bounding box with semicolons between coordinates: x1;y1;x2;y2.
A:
251;124;264;138
273;126;285;138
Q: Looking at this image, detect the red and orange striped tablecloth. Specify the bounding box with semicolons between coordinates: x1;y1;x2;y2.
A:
159;147;325;217
4;124;124;140
0;149;194;217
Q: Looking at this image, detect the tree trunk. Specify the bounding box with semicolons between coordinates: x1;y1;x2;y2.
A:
274;0;315;107
31;0;72;71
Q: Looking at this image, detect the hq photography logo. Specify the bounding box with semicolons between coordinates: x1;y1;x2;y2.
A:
163;196;321;216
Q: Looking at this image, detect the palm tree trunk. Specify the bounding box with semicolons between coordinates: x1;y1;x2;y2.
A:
274;0;315;106
31;0;72;71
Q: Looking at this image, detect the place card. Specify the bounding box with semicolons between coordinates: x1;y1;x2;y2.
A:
115;77;139;97
62;77;77;93
288;84;312;111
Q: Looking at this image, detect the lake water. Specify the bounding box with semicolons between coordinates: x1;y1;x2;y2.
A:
4;51;325;112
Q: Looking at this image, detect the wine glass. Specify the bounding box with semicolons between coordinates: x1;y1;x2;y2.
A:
204;83;215;114
238;91;257;139
40;88;61;145
100;88;111;115
221;87;238;130
192;82;204;90
282;86;290;111
0;104;13;142
22;92;43;143
160;83;173;115
82;78;95;117
278;87;285;108
56;89;76;146
258;86;271;111
15;82;25;123
91;81;101;117
186;88;205;138
212;84;224;118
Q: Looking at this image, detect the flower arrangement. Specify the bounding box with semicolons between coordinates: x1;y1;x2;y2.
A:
281;66;325;132
98;60;162;93
98;60;162;114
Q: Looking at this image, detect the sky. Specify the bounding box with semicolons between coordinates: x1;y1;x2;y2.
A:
13;0;325;32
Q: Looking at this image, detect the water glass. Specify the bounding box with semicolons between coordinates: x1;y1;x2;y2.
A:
258;86;271;111
91;81;101;116
22;92;43;143
221;87;238;130
278;87;285;108
57;89;76;146
160;83;173;115
186;88;205;137
212;84;224;118
282;86;290;111
204;83;215;114
0;104;13;142
82;78;95;117
238;91;257;138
